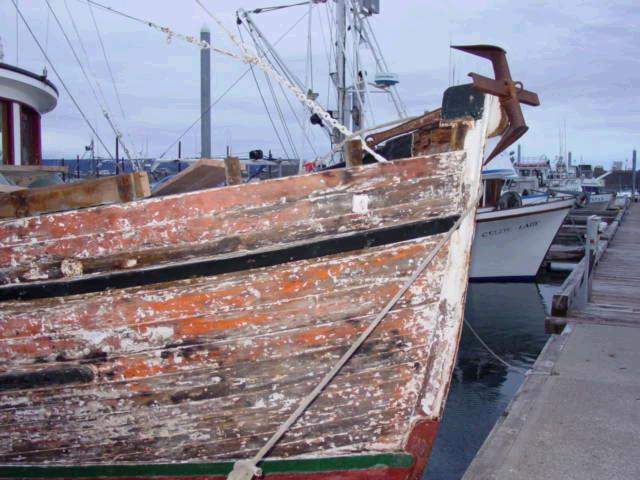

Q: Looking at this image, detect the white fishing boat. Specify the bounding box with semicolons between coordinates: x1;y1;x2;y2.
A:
512;155;615;211
548;174;615;211
470;169;574;281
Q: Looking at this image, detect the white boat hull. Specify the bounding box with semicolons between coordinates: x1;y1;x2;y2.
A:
470;198;574;281
583;193;615;211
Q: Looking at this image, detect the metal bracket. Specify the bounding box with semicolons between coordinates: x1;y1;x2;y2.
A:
452;45;540;163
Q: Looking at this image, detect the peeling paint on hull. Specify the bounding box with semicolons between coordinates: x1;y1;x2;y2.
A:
0;91;498;479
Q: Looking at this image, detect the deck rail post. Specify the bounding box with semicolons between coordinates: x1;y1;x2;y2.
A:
585;215;601;301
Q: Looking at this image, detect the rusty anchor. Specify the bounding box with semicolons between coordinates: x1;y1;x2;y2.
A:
452;45;540;163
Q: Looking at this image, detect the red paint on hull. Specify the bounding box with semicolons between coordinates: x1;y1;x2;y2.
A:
406;419;441;480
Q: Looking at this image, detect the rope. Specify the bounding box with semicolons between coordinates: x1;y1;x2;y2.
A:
463;318;528;376
227;187;483;480
85;0;381;163
312;114;420;168
194;0;388;164
10;0;114;159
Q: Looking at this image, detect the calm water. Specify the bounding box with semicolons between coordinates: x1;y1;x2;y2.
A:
424;282;558;480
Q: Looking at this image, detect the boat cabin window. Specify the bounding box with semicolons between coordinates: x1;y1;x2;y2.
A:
483;178;505;207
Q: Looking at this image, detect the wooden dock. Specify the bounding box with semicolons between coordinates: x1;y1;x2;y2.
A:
463;201;640;480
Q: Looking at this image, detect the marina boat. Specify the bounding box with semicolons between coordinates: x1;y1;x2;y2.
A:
0;60;150;218
0;40;539;479
548;173;615;211
0;62;57;168
512;155;615;211
470;169;575;281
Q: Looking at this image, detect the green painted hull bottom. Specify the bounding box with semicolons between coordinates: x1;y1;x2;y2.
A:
0;453;414;478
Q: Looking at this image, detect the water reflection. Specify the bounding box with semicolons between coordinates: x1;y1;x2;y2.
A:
424;283;556;480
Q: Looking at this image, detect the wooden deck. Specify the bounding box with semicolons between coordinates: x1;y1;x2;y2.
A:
547;203;640;332
463;202;640;480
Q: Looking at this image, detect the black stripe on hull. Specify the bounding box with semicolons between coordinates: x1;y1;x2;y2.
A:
0;215;459;302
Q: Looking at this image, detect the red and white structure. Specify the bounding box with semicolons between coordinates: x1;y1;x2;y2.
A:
0;62;58;166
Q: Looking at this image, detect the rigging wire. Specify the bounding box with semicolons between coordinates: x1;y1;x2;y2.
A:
62;0;114;128
241;13;319;157
240;15;299;158
86;0;127;120
44;0;138;169
159;9;310;159
83;0;386;163
276;80;318;156
10;0;114;159
261;65;300;159
247;1;310;14
159;73;250;159
298;0;314;172
44;4;50;55
357;9;407;117
65;0;140;158
316;3;333;114
193;0;388;163
237;21;292;159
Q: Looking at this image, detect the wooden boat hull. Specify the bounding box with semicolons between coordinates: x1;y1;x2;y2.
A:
0;86;499;479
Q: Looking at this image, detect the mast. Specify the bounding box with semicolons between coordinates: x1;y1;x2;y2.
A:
351;2;364;132
200;25;212;159
335;0;348;144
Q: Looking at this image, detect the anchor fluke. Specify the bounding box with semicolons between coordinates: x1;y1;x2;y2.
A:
451;44;540;163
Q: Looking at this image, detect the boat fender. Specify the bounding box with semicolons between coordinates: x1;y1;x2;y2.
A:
497;191;522;210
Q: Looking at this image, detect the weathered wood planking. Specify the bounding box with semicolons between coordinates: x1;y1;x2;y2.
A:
152;158;228;197
0;154;464;287
0;172;150;220
0;235;450;464
0;84;498;478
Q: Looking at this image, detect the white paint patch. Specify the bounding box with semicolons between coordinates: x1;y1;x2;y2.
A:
147;326;175;343
352;194;370;214
60;259;84;278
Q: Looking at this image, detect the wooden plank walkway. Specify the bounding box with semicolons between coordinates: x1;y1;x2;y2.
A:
564;202;639;326
463;203;640;480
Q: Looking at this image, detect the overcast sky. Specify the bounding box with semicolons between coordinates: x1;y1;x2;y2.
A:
3;0;639;167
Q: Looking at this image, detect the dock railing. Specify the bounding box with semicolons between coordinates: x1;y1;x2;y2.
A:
548;199;629;328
